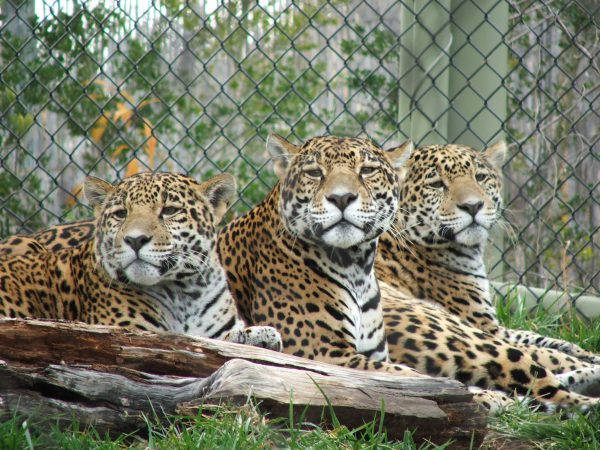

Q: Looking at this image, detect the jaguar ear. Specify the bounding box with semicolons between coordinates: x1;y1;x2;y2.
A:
267;133;301;179
384;140;414;169
84;176;115;210
483;140;507;169
197;173;237;223
384;140;414;179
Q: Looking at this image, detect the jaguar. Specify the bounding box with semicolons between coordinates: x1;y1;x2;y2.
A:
217;134;600;411
217;134;423;375
0;172;282;350
3;137;599;412
375;142;600;372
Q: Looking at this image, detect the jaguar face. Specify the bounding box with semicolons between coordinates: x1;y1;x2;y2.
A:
268;134;412;249
86;172;236;286
399;142;505;248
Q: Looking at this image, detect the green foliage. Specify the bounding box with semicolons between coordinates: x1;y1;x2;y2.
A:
0;413;131;450
143;403;450;449
496;291;600;354
0;4;133;236
0;404;450;450
503;0;598;293
1;4;124;134
490;403;600;450
338;24;401;138
489;293;600;448
0;1;352;234
0;414;31;450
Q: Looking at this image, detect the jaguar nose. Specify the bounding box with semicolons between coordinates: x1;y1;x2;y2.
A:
457;201;484;218
326;192;358;212
124;234;152;253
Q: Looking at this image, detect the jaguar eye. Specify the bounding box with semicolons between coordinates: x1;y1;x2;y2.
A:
360;166;377;176
475;173;488;182
161;206;181;217
305;168;323;178
113;209;127;219
429;180;445;189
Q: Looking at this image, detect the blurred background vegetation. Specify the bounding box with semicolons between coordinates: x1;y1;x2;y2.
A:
0;0;598;298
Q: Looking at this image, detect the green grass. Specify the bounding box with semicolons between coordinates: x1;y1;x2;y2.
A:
3;293;600;449
488;292;600;449
0;414;132;450
488;402;600;449
0;404;450;450
496;291;600;354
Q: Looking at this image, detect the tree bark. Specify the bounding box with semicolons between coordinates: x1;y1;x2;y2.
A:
0;319;488;448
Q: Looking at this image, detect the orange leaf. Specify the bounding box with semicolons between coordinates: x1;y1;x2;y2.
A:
146;138;157;168
65;183;84;208
90;116;108;143
125;159;141;177
93;79;110;88
142;122;156;167
142;120;153;137
113;101;133;125
121;90;136;104
112;144;130;160
139;98;160;109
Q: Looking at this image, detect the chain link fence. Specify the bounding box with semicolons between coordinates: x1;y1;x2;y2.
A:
0;0;598;305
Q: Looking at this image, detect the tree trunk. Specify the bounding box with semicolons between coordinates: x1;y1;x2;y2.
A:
0;319;488;448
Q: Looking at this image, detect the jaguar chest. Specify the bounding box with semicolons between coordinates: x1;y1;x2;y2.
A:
341;287;383;355
319;263;385;357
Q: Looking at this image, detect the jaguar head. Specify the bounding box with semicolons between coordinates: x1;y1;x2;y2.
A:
398;142;506;248
86;172;236;286
268;133;413;249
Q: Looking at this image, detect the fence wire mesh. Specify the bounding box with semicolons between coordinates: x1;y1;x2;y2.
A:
0;0;598;303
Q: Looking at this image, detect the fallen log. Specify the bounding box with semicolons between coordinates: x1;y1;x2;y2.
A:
0;319;488;448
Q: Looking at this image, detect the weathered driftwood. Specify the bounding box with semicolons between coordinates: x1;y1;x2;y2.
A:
0;319;488;448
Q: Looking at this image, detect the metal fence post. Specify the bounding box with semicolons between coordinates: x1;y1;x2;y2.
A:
446;0;509;282
399;0;508;281
398;0;452;144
